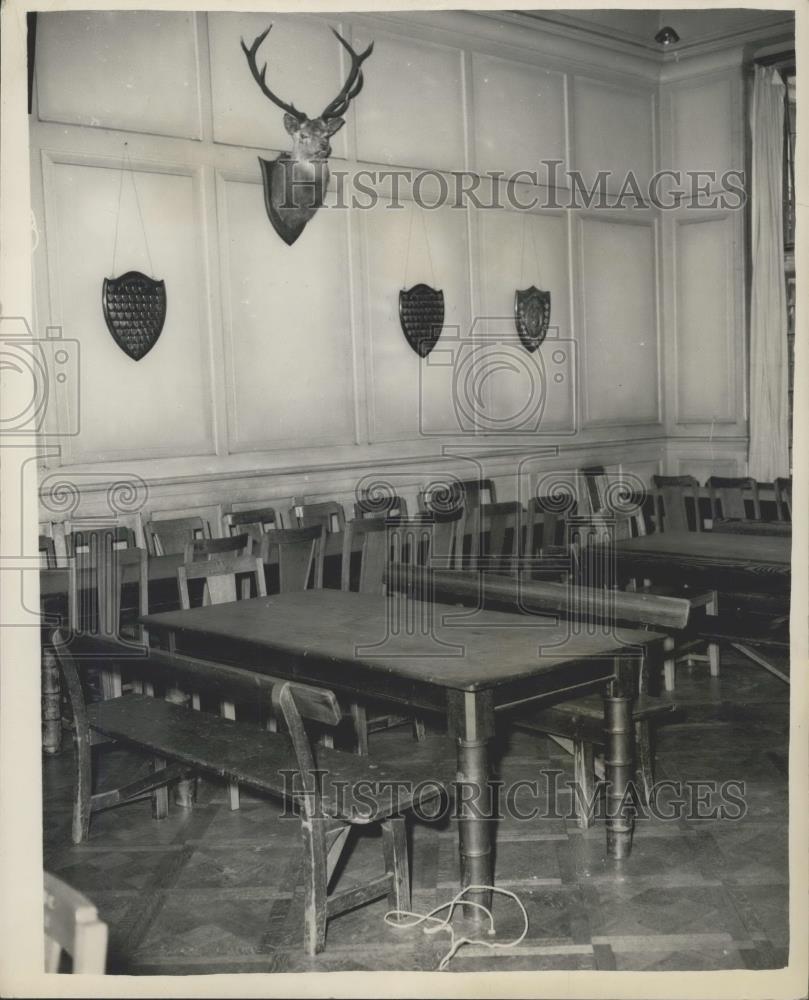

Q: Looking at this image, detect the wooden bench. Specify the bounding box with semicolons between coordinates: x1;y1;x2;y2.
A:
51;630;449;955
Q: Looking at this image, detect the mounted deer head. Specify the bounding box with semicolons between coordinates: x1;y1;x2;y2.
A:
241;24;374;245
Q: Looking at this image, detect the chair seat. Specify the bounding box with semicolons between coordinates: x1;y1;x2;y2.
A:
87;695;451;824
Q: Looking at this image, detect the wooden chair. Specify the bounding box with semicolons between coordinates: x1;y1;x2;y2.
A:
652;475;703;533
415;493;465;570
774;477;792;521
144;516;211;556
224;506;281;545
44;872;108;974
522;494;579;584
69;536;150;699
707;476;761;522
479;501;524;574
354;492;409;521
340;519;423;752
261;526;326;592
177;554;267;810
184;533;253;562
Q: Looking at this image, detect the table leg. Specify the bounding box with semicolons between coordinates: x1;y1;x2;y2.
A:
447;689;494;918
604;657;635;859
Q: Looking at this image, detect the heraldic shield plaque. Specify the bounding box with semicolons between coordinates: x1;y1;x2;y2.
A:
102;271;167;361
514;286;551;353
399;284;445;358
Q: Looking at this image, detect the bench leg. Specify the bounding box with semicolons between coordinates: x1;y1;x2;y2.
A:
351;703;369;756
634;720;654;804
663;636;676;692
152;757;169;820
413;718;427;742
572;739;596;830
301;818;328;956
72;715;93;844
382;818;411;911
220;699;240;811
165;687;197;808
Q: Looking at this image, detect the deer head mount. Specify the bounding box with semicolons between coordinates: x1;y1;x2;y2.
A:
241;25;373;245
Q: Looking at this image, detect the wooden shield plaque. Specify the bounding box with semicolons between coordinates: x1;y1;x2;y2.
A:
399;284;444;358
515;286;551;353
103;271;166;361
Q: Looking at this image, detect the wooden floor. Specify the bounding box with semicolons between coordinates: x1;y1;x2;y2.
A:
42;651;789;975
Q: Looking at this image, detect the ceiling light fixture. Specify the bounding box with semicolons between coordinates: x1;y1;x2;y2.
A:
655;26;680;47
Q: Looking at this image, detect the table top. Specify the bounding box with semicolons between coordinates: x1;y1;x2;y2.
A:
39;554;183;599
142;589;660;693
612;530;790;571
711;519;792;538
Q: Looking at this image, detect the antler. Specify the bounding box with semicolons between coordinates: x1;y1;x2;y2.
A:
241;25;307;122
320;29;374;120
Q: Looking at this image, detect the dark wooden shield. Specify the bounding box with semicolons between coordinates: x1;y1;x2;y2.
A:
399;284;444;357
515;286;551;353
259;155;325;247
102;271;166;361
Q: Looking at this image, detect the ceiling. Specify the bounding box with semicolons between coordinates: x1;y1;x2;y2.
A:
513;7;795;57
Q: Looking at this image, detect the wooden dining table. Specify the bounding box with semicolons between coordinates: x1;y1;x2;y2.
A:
142;589;663;908
609;530;791;596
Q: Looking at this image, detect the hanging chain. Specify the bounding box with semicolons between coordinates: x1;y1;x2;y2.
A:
111;142;155;278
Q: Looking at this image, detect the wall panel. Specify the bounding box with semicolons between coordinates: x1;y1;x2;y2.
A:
674;215;735;424
578;216;659;426
572;78;655;195
219;176;356;452
351;29;466;171
42;155;214;462
671;75;737;182
36;11;202;139
362;199;472;441
472;54;566;180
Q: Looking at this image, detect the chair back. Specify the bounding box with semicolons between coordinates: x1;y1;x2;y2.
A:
39;534;57;569
184;533;253;562
581;465;608;514
260;526;325;592
524;494;576;555
652;475;702;532
288;500;346;535
274;681;343;820
411;506;465;570
774;477;792;521
479;502;523;573
354;492;409;521
224;506;280;544
44;872;108;974
66;525;135;557
144;516;211;556
342;518;389;594
707;476;760;521
177;554;266;609
72;535;148;640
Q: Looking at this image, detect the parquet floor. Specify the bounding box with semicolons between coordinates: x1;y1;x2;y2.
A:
42;651;789;975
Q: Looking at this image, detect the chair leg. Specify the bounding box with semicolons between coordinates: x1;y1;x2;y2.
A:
220;699;240;811
100;666;122;700
572;739;596;830
382;818;411;912
152;757;169;820
301;818;329;956
663;636;676;692
351;702;369;756
72;719;93;844
634;720;654;804
413;718;427;742
705;591;720;677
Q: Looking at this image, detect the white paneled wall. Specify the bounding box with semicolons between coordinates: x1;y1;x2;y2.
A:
30;10;751;521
